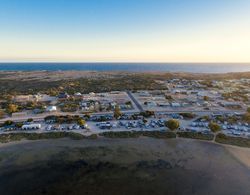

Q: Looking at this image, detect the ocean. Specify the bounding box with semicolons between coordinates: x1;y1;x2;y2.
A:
0;63;250;73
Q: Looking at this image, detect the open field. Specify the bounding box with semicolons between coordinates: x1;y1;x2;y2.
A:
1;70;250;95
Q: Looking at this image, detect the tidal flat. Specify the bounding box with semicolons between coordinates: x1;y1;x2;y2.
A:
0;138;249;195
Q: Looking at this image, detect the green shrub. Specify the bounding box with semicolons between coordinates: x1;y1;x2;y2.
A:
0;132;86;143
215;133;250;148
177;132;214;141
99;131;176;139
165;119;180;131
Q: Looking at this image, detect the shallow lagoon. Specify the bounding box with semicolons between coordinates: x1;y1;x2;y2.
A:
0;138;249;195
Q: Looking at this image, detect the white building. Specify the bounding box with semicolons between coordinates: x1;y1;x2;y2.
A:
22;124;41;130
46;106;57;112
171;102;181;107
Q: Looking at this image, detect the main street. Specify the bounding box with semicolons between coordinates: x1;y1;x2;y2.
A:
0;109;244;123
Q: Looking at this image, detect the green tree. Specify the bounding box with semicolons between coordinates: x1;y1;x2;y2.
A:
165;119;180;131
0;110;5;119
4;120;13;126
247;107;250;113
202;115;210;121
209;122;221;133
27;118;33;122
140;110;155;118
84;114;91;119
243;113;250;123
6;104;18;114
15;122;23;128
125;101;132;105
114;105;122;119
77;119;86;126
203;96;209;101
26;101;36;109
165;95;173;100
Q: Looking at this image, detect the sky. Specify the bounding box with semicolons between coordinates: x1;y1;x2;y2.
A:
0;0;250;62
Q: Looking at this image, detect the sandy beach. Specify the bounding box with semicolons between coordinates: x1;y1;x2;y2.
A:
226;145;250;168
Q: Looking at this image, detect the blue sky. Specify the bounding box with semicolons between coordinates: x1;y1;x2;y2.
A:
0;0;250;62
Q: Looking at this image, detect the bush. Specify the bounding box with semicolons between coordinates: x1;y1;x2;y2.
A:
0;132;87;143
99;131;176;139
77;119;86;126
100;131;140;138
179;113;196;119
215;133;250;148
4;120;13;126
45;115;82;124
114;105;122;119
177;132;214;141
140;111;155;118
27;118;33;122
165;119;180;131
243;113;250;123
0;110;5;119
142;131;176;139
209;122;221;133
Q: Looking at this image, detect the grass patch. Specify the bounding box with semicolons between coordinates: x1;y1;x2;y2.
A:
100;131;141;138
0;132;95;143
177;132;214;141
142;131;176;139
99;131;176;139
215;133;250;148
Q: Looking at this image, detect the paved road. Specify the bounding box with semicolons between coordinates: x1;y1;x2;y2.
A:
126;91;144;112
0;109;244;123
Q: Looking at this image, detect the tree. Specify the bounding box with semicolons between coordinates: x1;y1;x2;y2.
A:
26;101;36;109
209;122;221;133
243;113;250;123
140;110;155;118
165;119;180;131
27;118;33;122
77;119;86;126
4;120;13;126
0;110;5;119
15;122;23;128
165;95;173;100
6;104;18;114
247;107;250;113
84;114;91;119
114;105;122;119
202;115;210;121
179;113;196;119
125;101;132;105
203;96;209;101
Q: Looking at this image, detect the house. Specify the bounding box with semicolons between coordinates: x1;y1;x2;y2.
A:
74;92;82;96
138;91;151;97
220;102;242;108
58;92;70;99
171;102;181;107
13;95;31;103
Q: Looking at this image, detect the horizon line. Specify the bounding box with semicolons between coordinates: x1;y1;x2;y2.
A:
0;62;250;64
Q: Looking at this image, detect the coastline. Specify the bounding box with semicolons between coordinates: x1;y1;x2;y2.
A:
0;63;250;73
